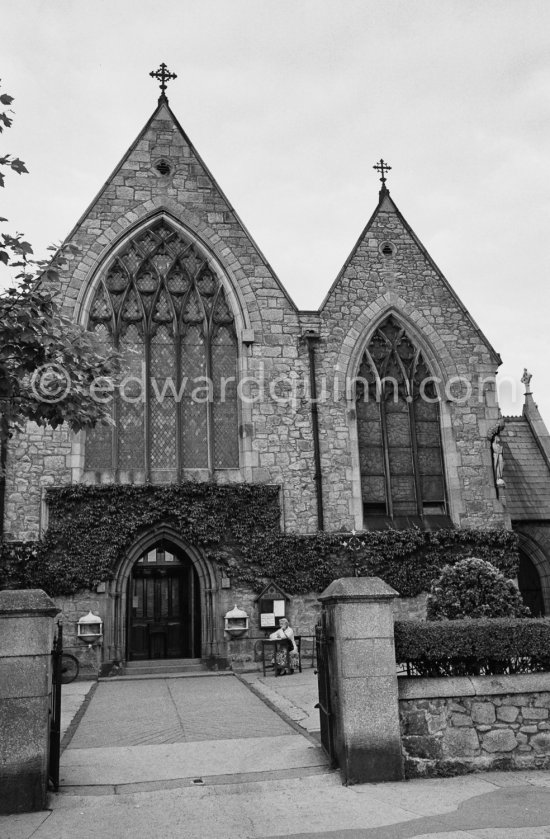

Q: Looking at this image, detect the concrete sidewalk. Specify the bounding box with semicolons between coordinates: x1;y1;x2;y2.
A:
2;669;550;838
4;764;550;838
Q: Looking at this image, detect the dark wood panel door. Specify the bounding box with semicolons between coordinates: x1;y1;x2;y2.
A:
129;558;198;659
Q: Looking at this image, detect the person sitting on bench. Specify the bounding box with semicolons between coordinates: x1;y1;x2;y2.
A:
269;618;299;675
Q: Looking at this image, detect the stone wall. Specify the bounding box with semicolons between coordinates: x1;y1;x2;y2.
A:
220;586;320;671
393;593;428;622
4;425;73;540
222;586;320;637
53;592;105;678
399;673;550;777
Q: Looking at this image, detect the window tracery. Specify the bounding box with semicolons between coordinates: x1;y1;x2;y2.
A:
356;315;448;528
85;220;239;476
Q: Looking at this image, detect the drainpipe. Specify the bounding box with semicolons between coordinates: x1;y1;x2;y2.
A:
0;414;8;539
303;331;324;531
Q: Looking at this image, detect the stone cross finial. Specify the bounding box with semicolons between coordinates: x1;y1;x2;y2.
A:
373;158;392;186
521;368;532;394
150;63;177;97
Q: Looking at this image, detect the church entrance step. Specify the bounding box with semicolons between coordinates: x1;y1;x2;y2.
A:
122;658;207;677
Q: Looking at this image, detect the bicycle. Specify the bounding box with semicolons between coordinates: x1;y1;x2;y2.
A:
60;653;79;684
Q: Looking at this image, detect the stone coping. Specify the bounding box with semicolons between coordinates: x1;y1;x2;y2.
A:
0;589;59;617
319;577;399;603
398;671;550;700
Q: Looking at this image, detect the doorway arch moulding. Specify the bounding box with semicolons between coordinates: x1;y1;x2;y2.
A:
104;524;223;667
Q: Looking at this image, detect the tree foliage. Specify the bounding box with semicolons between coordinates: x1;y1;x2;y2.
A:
426;557;530;621
0;80;119;443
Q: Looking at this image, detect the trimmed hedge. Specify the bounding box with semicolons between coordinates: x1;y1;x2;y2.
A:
394;618;550;676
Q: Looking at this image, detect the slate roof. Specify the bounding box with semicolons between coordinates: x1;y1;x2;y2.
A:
502;415;550;520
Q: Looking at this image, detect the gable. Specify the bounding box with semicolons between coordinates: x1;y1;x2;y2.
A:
56;99;297;329
320;189;500;370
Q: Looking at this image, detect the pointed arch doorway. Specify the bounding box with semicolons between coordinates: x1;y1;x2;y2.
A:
128;543;201;660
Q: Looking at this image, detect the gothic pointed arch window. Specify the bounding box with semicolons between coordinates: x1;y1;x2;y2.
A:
85;220;239;478
356;315;449;529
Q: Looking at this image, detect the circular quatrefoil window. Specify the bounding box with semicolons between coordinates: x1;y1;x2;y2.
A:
155;159;171;176
379;241;397;257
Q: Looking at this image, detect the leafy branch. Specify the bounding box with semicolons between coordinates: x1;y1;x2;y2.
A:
0;79;120;446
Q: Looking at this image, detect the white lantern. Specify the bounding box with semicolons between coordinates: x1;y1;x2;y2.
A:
224;604;249;636
77;611;103;647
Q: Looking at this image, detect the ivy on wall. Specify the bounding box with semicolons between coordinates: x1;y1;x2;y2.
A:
233;526;519;597
0;483;519;597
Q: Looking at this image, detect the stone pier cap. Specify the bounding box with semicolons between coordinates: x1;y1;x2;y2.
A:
0;589;59;618
318;577;399;604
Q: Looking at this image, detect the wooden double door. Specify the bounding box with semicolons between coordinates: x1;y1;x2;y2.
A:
129;545;201;660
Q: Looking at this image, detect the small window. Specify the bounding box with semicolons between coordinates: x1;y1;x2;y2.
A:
155;159;171;176
380;241;396;257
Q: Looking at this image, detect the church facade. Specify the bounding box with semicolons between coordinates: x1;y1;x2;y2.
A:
3;82;550;672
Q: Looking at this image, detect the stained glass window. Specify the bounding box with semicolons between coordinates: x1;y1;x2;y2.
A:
84;322;114;470
212;325;239;468
150;325;177;470
181;325;208;468
85;219;239;475
118;323;145;471
356;315;448;528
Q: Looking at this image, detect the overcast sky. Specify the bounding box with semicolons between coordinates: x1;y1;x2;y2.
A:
2;0;550;420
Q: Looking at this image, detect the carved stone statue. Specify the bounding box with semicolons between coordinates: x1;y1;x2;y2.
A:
521;368;532;394
492;434;505;487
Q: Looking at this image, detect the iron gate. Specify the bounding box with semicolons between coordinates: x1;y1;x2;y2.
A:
49;622;62;791
315;614;337;768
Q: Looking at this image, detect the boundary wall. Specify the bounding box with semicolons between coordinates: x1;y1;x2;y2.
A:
399;672;550;777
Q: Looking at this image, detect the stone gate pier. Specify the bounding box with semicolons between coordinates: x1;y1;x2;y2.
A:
0;589;59;813
318;577;404;784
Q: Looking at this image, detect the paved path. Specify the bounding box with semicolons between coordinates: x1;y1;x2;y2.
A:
242;670;321;734
58;680;95;743
67;674;294;747
58;673;327;792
